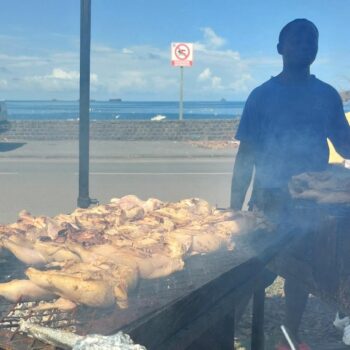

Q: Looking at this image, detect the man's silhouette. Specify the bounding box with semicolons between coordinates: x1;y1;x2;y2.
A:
231;19;350;349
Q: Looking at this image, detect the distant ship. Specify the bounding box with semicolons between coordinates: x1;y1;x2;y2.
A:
220;98;227;102
109;98;122;102
151;114;167;121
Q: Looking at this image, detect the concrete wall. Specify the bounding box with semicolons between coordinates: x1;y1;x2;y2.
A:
0;120;240;141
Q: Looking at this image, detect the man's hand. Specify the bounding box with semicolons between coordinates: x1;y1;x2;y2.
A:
230;141;255;210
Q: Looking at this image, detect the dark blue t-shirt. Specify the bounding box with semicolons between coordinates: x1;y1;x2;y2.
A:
236;75;350;191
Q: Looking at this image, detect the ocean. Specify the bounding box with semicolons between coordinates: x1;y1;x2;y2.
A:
4;100;350;121
4;100;245;121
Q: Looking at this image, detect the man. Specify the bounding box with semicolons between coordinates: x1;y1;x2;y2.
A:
230;19;350;349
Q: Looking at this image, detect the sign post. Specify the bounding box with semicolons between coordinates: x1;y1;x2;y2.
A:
180;66;184;120
171;42;193;121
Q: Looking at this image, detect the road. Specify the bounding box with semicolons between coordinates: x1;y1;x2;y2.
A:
0;158;238;224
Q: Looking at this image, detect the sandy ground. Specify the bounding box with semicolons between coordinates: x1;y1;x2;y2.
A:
234;277;348;349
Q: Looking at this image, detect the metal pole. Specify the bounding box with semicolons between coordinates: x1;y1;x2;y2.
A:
251;287;265;350
77;0;91;208
179;66;184;120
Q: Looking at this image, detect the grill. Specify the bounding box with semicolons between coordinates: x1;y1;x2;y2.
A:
0;227;292;350
271;201;350;315
3;198;346;349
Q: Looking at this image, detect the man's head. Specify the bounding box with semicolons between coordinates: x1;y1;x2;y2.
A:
277;19;319;68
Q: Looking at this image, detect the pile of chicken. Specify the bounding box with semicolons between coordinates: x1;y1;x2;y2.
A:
289;166;350;204
0;196;269;310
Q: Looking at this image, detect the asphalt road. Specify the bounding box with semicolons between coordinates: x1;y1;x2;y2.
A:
0;158;238;224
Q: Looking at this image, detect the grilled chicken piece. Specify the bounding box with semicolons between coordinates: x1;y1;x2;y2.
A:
84;205;110;215
109;196;146;221
0;279;55;302
104;213;127;227
163;234;191;258
292;189;350;204
112;223;149;238
172;198;213;216
43;218;66;240
74;216;109;231
141;198;164;213
32;297;77;311
62;261;138;308
62;261;139;293
151;208;192;226
138;254;184;279
1;237;47;266
53;214;78;226
70;231;109;246
65;242;138;269
26;268;116;308
213;220;240;237
17;211;47;230
33;241;81;263
165;231;193;256
1;237;80;266
289;167;350;203
229;211;272;233
95;245;184;279
117;195;144;210
192;233;225;254
118;232;187;259
66;242;184;280
123;206;145;221
105;215;174;237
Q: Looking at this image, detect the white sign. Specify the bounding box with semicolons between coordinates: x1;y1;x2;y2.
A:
171;42;193;67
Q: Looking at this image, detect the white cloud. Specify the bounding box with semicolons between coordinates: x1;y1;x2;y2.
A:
0;79;7;88
3;68;98;94
198;68;212;81
92;44;115;54
51;68;79;80
0;27;259;99
228;73;254;92
201;27;226;49
198;68;223;89
211;76;223;89
0;53;50;68
122;48;134;54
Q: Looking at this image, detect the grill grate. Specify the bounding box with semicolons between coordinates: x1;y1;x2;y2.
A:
0;253;81;349
0;299;83;349
0;234;262;348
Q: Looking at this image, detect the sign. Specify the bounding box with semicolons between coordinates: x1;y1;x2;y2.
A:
171;42;193;67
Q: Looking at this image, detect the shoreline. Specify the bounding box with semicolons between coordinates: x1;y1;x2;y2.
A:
0;119;240;142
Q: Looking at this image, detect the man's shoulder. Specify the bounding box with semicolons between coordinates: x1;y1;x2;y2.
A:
247;78;275;100
313;77;340;98
249;76;340;99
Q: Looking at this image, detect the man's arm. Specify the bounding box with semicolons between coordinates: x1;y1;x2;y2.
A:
230;140;255;210
328;92;350;159
330;129;350;159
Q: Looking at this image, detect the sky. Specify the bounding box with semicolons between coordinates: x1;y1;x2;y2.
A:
0;0;349;101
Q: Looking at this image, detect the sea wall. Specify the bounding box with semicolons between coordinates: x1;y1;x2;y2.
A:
0;120;240;141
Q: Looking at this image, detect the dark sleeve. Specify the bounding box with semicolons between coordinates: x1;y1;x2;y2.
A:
235;89;261;145
327;90;350;159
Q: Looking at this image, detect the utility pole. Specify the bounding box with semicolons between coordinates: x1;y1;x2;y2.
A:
77;0;94;208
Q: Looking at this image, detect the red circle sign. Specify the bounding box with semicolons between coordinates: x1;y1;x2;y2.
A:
174;43;190;60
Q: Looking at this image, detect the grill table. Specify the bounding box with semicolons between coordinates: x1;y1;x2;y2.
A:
270;202;350;315
0;227;296;350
